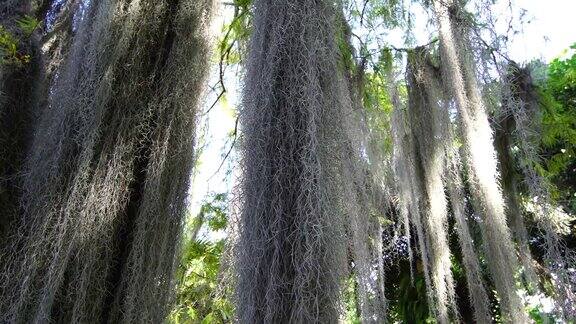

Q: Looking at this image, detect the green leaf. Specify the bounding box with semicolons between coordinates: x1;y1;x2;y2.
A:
16;15;40;37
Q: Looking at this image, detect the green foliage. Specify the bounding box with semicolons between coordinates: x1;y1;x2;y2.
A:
170;239;232;324
363;70;394;155
170;194;233;323
343;276;361;324
536;44;576;212
0;26;21;64
366;0;406;28
0;15;39;66
16;15;40;37
378;48;394;76
361;49;398;157
217;1;252;65
388;270;434;323
345;0;407;29
527;305;556;324
335;23;355;74
201;193;228;231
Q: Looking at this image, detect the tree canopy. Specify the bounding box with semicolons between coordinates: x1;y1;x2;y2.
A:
0;0;574;323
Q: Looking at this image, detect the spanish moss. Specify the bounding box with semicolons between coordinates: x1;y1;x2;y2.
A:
0;0;43;245
235;0;349;322
432;0;527;321
0;0;214;322
0;0;573;322
391;89;437;317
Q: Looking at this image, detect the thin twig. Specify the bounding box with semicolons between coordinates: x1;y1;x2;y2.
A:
209;116;239;179
360;0;370;26
203;7;247;116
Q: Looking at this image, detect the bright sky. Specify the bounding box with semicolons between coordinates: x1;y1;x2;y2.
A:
496;0;575;62
187;6;239;239
186;0;575;238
